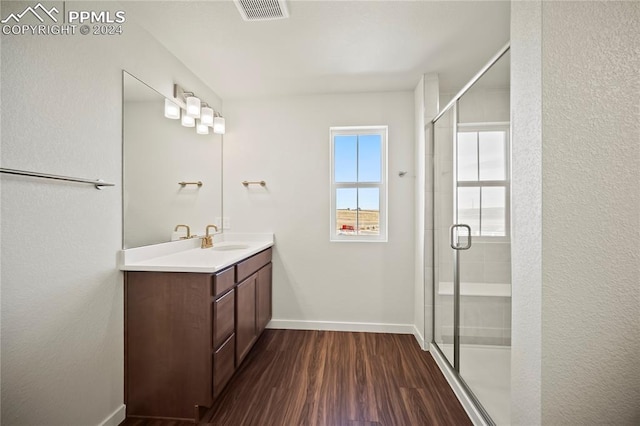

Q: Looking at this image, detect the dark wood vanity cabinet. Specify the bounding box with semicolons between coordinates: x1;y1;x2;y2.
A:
235;273;257;366
256;263;273;335
234;261;273;367
125;248;272;421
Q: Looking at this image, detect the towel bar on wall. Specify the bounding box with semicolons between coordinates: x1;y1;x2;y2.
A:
0;167;115;190
242;180;266;187
178;181;203;187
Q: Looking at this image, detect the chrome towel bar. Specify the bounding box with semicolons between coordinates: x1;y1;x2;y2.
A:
0;167;115;190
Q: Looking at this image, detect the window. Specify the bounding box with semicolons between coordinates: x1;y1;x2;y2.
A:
330;126;387;242
456;123;510;238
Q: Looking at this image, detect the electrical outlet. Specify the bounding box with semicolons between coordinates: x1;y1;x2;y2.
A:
214;217;222;229
222;217;231;230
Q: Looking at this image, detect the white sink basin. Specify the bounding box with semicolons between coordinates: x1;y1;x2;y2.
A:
211;244;250;251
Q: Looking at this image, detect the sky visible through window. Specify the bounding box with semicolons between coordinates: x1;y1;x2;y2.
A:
334;134;381;211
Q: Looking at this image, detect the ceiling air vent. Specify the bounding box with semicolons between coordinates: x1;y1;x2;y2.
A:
234;0;289;21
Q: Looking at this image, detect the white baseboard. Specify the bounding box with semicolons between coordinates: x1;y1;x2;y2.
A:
413;325;428;350
267;319;414;334
429;343;487;426
98;404;126;426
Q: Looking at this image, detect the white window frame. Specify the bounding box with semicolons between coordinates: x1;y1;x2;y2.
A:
456;122;510;241
329;126;388;242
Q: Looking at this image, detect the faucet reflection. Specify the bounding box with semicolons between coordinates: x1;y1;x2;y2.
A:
174;224;191;239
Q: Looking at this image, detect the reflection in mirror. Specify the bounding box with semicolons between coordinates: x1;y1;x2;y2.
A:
123;71;222;249
456;50;510;238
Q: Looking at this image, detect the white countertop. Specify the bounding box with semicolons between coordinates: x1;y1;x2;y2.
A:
119;233;274;273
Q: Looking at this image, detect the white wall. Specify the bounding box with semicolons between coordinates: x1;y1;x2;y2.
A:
414;77;426;345
414;74;439;348
511;1;640;424
223;92;415;330
0;1;222;424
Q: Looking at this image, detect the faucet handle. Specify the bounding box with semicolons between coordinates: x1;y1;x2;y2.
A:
201;235;213;249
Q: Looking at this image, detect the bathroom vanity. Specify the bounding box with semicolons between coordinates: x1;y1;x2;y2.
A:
120;235;273;421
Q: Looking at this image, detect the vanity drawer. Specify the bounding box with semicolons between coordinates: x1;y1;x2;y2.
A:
213;289;235;349
213;334;235;398
213;267;235;297
236;248;272;283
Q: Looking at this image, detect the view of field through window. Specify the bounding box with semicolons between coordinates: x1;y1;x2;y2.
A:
334;134;382;236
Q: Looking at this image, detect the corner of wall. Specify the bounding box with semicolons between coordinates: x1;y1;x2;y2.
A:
414;73;438;348
510;1;543;424
414;76;426;339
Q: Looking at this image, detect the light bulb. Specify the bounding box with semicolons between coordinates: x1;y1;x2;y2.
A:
200;106;214;126
186;96;201;118
181;114;195;127
213;116;226;134
164;99;181;119
196;120;210;135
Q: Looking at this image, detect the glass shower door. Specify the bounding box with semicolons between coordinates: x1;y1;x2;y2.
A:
456;49;511;426
432;45;511;426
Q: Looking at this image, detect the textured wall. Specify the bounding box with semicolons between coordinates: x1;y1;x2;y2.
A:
510;0;543;415
0;1;222;424
223;92;415;329
540;2;640;424
511;2;640;423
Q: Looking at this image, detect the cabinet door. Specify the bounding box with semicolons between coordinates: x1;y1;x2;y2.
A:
125;272;213;419
235;273;257;366
256;263;272;335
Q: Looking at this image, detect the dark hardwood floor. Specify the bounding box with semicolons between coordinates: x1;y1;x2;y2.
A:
123;329;471;426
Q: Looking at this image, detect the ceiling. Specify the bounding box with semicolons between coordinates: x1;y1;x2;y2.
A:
125;1;510;100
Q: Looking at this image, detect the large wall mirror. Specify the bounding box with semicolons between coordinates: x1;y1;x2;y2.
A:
123;71;223;249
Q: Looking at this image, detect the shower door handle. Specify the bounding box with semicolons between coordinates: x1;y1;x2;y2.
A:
450;224;472;250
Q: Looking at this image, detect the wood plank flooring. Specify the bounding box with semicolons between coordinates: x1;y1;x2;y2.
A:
122;329;471;426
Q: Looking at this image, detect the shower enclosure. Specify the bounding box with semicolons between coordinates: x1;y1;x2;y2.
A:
431;43;511;425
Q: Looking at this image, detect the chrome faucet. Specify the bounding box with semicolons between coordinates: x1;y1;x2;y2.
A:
201;224;218;249
174;224;191;239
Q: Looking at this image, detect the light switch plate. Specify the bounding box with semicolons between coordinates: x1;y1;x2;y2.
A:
214;217;222;229
222;217;231;229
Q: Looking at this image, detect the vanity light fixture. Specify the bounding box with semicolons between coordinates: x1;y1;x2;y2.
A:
171;84;225;136
200;105;214;127
164;99;181;119
196;120;210;135
181;114;195;127
185;94;201;118
213;113;226;134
